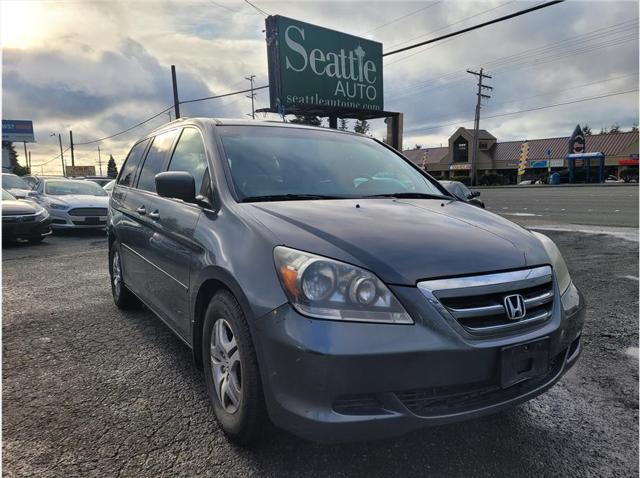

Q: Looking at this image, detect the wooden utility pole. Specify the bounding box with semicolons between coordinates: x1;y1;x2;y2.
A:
171;65;181;119
466;68;492;186
69;130;75;167
245;75;256;119
97;145;103;176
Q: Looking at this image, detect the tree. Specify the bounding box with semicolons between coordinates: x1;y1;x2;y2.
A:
413;144;422;150
289;115;322;126
354;119;370;135
609;123;621;134
599;127;608;135
581;124;592;136
107;155;118;178
2;141;28;175
631;124;638;133
339;118;348;131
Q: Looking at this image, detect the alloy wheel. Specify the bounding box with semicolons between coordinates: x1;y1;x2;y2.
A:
112;250;122;297
210;318;242;414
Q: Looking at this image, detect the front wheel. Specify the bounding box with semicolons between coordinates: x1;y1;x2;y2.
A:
109;242;141;310
202;290;266;445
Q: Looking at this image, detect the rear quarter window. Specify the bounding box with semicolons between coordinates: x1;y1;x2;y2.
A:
118;139;149;187
136;130;178;192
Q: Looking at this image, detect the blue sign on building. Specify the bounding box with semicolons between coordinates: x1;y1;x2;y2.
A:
2;120;35;142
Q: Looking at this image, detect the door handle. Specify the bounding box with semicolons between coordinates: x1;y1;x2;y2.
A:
148;210;160;220
136;205;146;215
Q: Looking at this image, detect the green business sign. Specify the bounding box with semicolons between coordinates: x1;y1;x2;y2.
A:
266;15;384;115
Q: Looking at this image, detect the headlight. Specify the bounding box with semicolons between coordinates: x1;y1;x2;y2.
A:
274;246;413;324
532;232;571;294
49;202;68;210
35;207;50;220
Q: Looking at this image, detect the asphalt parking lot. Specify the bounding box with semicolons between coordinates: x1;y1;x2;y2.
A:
2;196;638;476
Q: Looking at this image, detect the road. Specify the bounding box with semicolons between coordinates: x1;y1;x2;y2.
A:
2;197;638;476
476;184;638;228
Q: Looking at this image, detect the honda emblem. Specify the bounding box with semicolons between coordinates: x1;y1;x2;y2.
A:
504;294;526;320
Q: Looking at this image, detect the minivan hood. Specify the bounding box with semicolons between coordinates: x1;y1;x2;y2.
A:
245;199;549;285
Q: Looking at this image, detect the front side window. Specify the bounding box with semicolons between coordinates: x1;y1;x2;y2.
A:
45;180;107;196
168;128;209;195
118;139;149;187
218;126;444;201
137;130;177;192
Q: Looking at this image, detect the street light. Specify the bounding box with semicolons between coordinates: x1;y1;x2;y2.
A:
50;132;66;177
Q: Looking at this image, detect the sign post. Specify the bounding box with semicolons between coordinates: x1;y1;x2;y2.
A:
517;141;529;184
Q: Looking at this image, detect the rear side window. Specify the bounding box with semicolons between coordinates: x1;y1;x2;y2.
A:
137;130;177;192
168;128;209;195
118;140;149;187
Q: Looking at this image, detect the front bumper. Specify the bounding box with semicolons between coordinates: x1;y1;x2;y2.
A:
253;283;586;442
49;209;107;229
3;217;52;240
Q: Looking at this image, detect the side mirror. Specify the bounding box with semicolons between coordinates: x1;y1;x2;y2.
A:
155;171;196;203
470;191;480;198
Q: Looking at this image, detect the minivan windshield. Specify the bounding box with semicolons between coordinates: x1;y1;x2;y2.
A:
218;126;447;201
45;180;108;196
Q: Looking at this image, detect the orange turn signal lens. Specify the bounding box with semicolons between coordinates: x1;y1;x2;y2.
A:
280;266;300;299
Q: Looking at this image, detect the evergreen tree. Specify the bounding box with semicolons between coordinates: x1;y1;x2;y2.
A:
581;124;592;136
339;118;348;131
107;155;118;178
289;115;322;126
2;141;28;175
609;124;621;134
354;119;370;135
413;144;422;150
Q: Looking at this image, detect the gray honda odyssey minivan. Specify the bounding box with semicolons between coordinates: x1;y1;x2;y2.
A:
108;118;585;444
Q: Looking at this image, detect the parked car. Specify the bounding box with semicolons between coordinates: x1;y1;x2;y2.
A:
103;179;116;195
2;173;37;199
22;175;39;189
439;180;485;208
33;178;109;229
84;176;114;187
2;189;52;243
108;119;585;445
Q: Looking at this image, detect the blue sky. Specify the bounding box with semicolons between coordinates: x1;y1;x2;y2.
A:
2;0;638;173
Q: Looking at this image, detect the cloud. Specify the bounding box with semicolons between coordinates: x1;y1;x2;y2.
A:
2;0;638;174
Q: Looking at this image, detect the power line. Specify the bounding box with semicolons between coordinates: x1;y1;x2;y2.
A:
31;147;70;167
385;0;516;51
360;1;441;36
243;0;268;16
386;19;638;100
74;105;174;146
179;85;269;105
406;88;639;135
208;0;240;13
383;1;566;57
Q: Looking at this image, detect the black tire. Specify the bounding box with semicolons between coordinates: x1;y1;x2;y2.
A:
28;236;45;244
202;290;266;445
109;241;141;310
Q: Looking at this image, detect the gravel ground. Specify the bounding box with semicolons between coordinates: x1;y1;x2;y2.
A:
2;229;638;477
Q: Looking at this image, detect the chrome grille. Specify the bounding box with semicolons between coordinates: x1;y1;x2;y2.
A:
68;207;107;216
417;266;554;336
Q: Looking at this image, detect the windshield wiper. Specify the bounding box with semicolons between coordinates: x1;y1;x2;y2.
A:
363;192;450;200
241;194;348;203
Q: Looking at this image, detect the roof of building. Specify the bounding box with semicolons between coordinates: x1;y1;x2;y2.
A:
404;130;639;165
403;146;448;166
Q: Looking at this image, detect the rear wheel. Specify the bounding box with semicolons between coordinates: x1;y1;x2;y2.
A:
109;242;141;310
202;290;265;445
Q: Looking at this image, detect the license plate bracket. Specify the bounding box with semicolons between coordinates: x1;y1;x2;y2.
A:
501;338;549;389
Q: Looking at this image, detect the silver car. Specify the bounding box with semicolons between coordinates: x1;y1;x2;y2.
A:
34;178;109;229
2;173;36;199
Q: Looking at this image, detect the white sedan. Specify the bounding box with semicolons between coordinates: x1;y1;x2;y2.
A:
33;178;109;229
